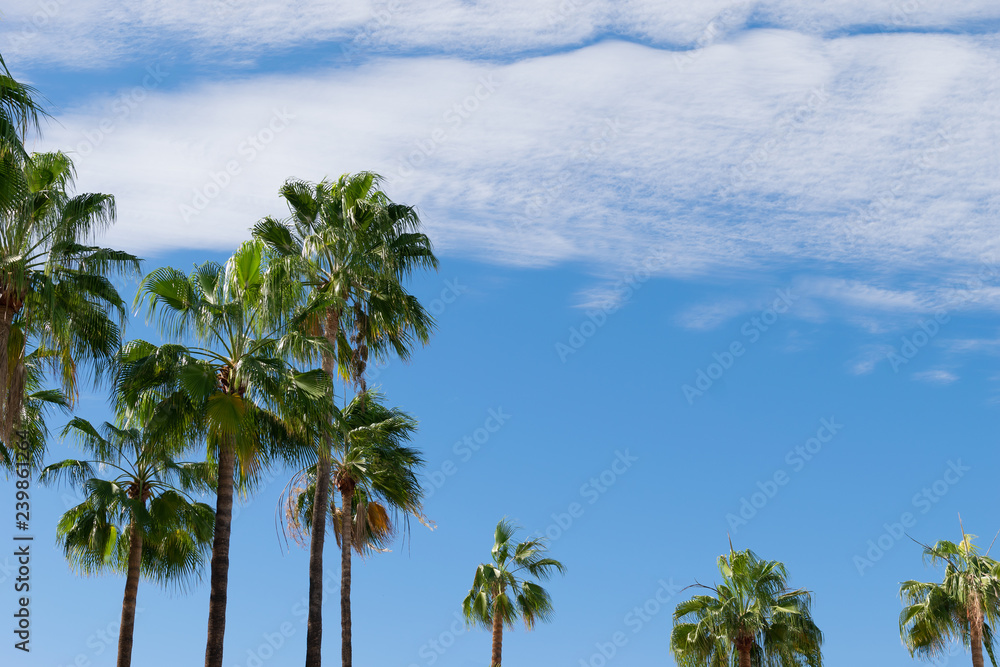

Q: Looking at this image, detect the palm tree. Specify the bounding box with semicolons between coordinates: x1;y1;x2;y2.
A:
117;239;324;667
0;150;140;460
463;518;566;667
39;417;215;667
283;388;427;661
0;53;46;212
254;171;436;667
900;529;1000;667
671;547;823;667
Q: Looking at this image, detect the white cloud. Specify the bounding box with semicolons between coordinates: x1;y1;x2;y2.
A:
794;278;927;312
946;338;1000;354
4;0;1000;67
848;344;894;375
675;298;753;330
23;33;1000;312
912;369;958;384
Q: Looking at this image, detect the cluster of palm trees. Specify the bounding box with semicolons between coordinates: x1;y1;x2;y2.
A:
8;49;1000;667
669;528;1000;667
0;54;456;667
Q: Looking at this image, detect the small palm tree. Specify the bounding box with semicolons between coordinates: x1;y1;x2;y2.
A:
671;546;823;667
900;528;1000;667
40;417;214;667
463;518;566;667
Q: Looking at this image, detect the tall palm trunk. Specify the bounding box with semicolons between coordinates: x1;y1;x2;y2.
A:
970;594;985;667
339;476;356;667
0;301;16;442
491;606;503;667
204;443;235;667
304;333;338;667
737;639;752;667
305;448;332;667
116;519;143;667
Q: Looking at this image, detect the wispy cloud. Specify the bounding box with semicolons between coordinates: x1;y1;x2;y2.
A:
675;298;753;331
849;344;894;375
795;278;927;313
912;369;959;384
945;338;1000;354
5;0;1000;67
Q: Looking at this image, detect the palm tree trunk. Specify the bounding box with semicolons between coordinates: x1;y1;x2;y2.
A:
204;443;235;667
340;478;355;667
971;599;985;667
305;449;331;667
4;358;24;443
0;303;15;444
304;339;337;667
491;608;503;667
737;640;752;667
116;519;143;667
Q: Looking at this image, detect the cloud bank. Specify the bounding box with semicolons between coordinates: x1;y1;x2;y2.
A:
30;34;997;288
5;0;1000;67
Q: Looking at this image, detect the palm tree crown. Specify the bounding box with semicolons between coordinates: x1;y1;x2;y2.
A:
286;388;425;551
0;151;140;459
254;171;437;386
671;547;823;667
41;417;215;581
900;531;1000;667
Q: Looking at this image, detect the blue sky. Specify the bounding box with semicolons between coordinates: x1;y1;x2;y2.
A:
4;1;1000;666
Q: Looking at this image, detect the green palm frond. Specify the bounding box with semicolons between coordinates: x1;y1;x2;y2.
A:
123;239;313;487
672;547;823;667
42;416;215;586
284;389;426;548
0;150;139;462
463;517;565;633
901;533;1000;665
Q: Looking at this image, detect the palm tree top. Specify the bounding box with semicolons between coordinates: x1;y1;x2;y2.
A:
281;387;427;547
0;54;47;163
253;172;437;382
464;517;566;632
489;518;565;581
672;546;823;667
39;417;215;590
900;527;1000;667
